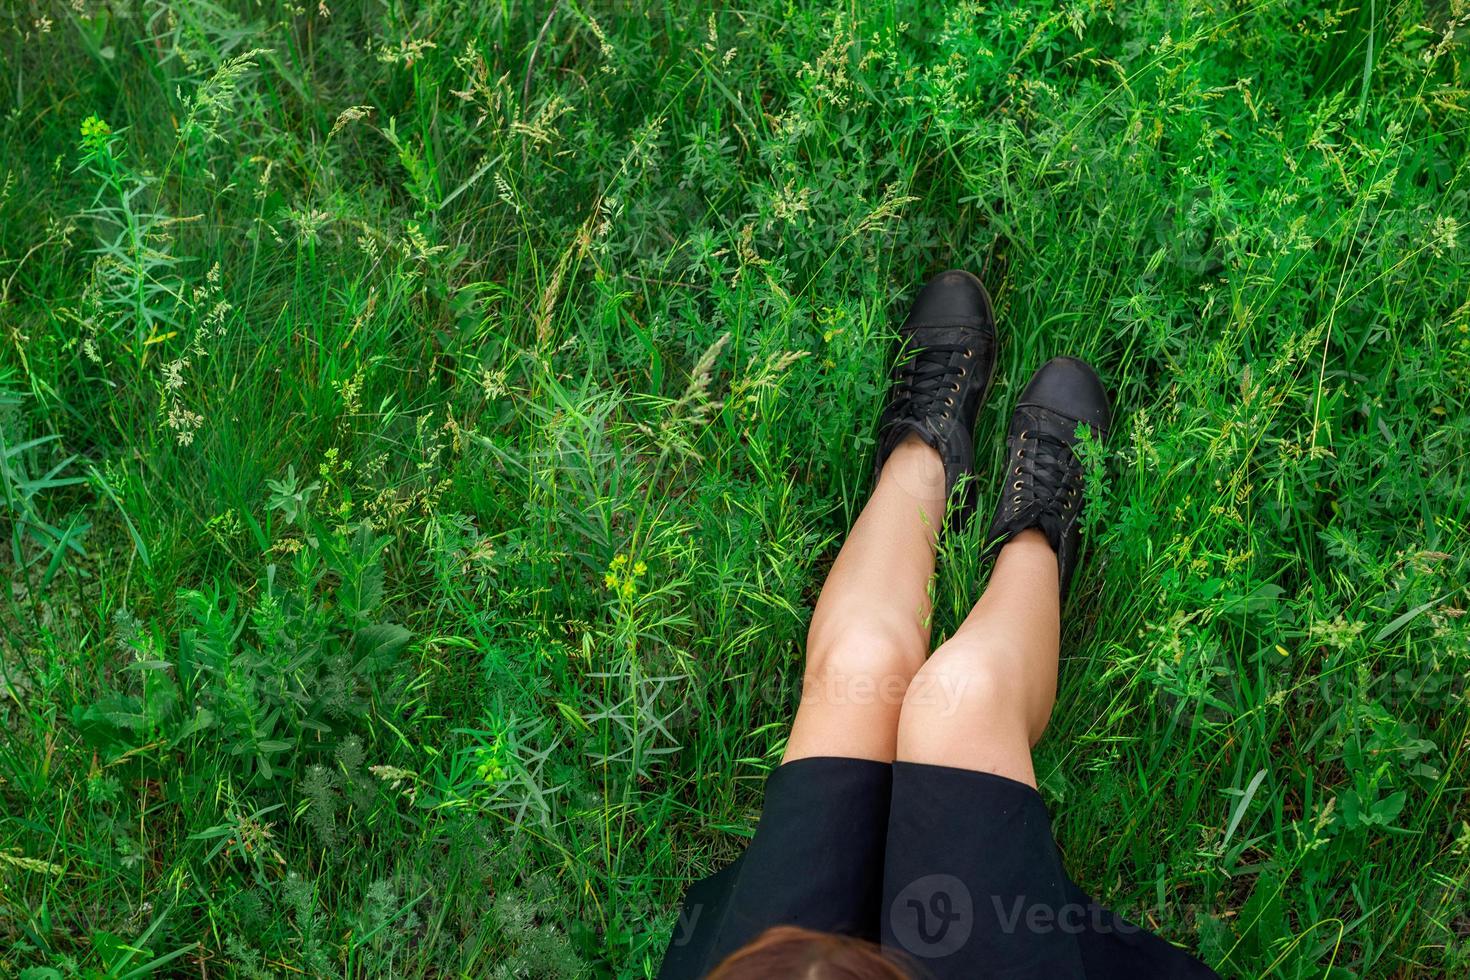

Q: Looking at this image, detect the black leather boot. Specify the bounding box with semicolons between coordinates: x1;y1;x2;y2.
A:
984;356;1111;600
873;270;998;528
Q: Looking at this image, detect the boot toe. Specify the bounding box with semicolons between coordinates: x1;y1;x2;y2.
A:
903;269;992;327
1018;356;1111;433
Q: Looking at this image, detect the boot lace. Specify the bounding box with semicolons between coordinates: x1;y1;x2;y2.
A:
1005;430;1082;524
890;341;972;420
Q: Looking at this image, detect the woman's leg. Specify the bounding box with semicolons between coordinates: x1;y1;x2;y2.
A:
878;364;1216;979
877;541;1081;976
784;270;997;764
663;273;998;977
783;433;946;763
895;356;1113;786
895;528;1059;786
686;440;947;969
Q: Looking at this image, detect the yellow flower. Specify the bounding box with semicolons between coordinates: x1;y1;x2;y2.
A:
605;553;647;598
80;114;111;150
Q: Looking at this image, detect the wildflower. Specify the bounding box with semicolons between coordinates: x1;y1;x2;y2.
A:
495;173;519;212
370;765;419;802
287;207;331;244
586;15;616;63
328;104;374;140
604;553;646;600
1427;214;1459;257
402;221;448;263
479;365;509;400
163;357;189;391
1309;614;1367;651
771;179;812;224
80;114;111;151
167;405;204;446
377;37;437;67
1453;822;1470;857
604;553;628;590
475;737;510;785
181;49;271;146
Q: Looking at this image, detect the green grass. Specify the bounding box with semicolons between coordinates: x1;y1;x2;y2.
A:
1;0;1468;976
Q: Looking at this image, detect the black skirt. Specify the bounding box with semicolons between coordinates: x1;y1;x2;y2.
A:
659;757;1218;979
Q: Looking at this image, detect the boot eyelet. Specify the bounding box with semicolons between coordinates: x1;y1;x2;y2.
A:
957;367;967;378
1013;480;1023;490
1011;495;1021;504
945;396;954;407
965;348;974;358
1017;448;1025;458
1020;430;1029;440
1013;466;1021;475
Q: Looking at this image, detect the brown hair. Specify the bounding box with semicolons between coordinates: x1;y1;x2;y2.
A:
706;926;915;979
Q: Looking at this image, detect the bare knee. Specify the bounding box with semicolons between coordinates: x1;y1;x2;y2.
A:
801;621;925;711
902;646;1006;725
900;638;1050;745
